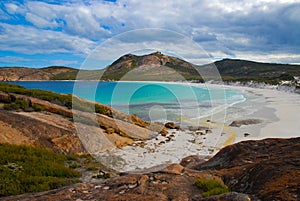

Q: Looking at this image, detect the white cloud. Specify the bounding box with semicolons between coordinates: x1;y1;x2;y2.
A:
234;51;300;64
1;0;300;65
0;23;96;55
25;13;60;29
5;3;22;14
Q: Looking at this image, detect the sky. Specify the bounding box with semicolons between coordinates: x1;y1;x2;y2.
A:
0;0;300;68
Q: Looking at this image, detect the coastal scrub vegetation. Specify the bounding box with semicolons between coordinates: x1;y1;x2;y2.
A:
0;82;111;116
0;82;73;108
3;99;45;111
0;144;81;196
194;178;230;197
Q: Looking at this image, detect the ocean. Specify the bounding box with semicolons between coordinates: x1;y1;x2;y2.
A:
11;81;245;123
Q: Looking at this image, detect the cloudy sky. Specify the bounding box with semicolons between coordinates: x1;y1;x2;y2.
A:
0;0;300;68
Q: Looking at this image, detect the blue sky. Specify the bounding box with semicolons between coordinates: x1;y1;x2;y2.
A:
0;0;300;68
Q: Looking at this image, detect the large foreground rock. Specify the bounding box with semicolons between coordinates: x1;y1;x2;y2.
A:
4;137;300;200
0;109;85;154
195;137;300;200
0;90;155;153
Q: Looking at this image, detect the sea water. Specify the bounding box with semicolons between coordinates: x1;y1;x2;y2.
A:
11;81;245;123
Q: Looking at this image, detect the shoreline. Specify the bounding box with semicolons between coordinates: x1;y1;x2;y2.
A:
5;79;299;94
3;80;299;171
98;83;300;172
5;80;299;141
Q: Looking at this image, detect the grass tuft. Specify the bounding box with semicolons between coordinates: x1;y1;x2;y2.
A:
194;178;230;197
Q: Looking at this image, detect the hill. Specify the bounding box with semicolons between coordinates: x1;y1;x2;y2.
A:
101;51;200;81
101;53;299;85
0;53;299;86
0;66;77;81
201;58;300;85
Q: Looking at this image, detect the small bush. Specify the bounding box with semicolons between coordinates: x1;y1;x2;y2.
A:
194;178;230;197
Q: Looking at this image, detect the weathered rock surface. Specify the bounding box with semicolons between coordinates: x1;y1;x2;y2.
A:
229;119;262;127
165;122;175;129
3;137;299;200
0;109;85;154
195;137;300;200
200;192;252;201
160;163;184;175
180;155;208;169
0;90;155;154
96;113;153;140
1;169;208;201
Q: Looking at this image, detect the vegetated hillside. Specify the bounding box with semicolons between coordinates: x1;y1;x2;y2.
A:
99;53;300;84
0;66;78;81
101;51;201;81
201;58;300;84
1;54;299;84
0;65;105;81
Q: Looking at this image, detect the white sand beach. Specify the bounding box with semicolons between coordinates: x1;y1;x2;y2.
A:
220;85;300;142
98;84;300;172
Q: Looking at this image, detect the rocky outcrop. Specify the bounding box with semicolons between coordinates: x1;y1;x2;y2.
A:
1;167;213;201
195;137;300;200
0;109;85;154
3;137;299;200
10;92;73;117
0;89;156;154
229;119;262;127
200;192;252;201
96;113;153;140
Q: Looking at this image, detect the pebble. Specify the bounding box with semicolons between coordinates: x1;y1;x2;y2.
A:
94;185;102;189
128;183;137;189
119;189;126;194
102;186;110;190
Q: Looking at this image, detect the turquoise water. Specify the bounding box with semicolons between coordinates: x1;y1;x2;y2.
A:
11;81;245;122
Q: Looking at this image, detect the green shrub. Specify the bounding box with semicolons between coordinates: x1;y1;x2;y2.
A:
0;82;72;109
69;163;81;169
32;104;45;112
194;178;230;197
0;82;113;119
3;100;29;110
203;187;231;197
0;144;81;196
